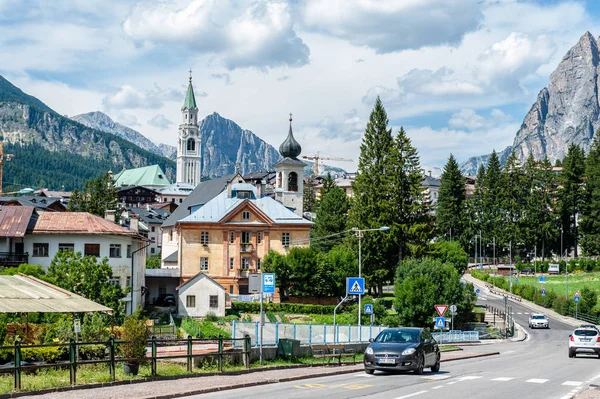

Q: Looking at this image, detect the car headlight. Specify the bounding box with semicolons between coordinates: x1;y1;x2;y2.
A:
365;347;373;355
402;348;416;355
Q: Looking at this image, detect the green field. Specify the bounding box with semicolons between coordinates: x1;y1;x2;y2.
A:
512;272;600;298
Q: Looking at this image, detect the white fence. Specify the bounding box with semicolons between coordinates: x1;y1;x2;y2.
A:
232;321;387;347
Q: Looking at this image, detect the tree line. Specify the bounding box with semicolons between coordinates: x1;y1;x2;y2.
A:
436;141;600;261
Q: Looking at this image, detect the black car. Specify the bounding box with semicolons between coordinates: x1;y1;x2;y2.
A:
154;294;176;306
364;327;440;375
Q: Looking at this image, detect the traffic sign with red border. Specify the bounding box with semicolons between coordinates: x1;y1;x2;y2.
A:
434;304;448;317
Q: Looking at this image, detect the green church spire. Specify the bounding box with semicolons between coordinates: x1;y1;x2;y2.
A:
182;69;197;110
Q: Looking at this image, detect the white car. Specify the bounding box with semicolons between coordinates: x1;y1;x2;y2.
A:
569;327;600;358
528;314;549;329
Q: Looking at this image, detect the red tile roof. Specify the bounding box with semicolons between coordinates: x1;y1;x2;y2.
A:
31;212;137;236
0;206;34;237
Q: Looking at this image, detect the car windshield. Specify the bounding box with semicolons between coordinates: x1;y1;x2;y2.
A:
532;315;546;320
375;330;419;343
574;329;598;337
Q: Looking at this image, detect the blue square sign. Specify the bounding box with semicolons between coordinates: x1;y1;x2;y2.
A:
262;273;276;294
364;304;373;315
347;277;365;295
435;317;446;329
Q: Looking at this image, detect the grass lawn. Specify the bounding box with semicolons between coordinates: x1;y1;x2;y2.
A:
0;355;365;395
439;346;461;352
509;272;600;298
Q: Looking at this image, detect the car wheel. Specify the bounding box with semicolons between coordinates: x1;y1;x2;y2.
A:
569;350;575;358
431;355;440;373
414;354;424;375
365;368;374;375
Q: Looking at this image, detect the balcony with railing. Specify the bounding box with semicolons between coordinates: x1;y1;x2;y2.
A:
240;243;253;253
0;252;29;267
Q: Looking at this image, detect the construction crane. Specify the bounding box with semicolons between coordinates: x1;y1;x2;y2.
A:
302;151;352;176
0;141;14;196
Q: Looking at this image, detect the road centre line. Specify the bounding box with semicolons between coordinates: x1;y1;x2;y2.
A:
458;376;482;380
562;381;582;386
432;386;443;390
491;377;514;381
394;390;429;399
526;378;549;384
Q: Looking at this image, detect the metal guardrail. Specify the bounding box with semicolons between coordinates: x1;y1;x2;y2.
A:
571;311;598;324
432;331;480;343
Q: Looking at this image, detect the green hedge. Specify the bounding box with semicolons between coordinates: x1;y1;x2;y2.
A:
232;302;335;314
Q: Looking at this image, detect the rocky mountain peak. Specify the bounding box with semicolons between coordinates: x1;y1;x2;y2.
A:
460;31;600;174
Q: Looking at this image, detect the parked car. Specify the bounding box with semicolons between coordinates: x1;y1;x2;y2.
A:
548;263;560;275
528;314;549;329
154;294;176;307
521;267;534;275
569;327;600;358
364;327;440;375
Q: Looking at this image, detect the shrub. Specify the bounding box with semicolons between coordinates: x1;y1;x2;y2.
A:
20;346;64;362
204;312;219;322
266;312;277;322
120;307;149;363
231;302;335;314
181;318;231;339
223;315;239;322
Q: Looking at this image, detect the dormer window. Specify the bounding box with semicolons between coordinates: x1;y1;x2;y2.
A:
242;211;250;220
236;191;252;199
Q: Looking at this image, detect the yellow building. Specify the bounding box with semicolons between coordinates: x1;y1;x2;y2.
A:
176;183;312;294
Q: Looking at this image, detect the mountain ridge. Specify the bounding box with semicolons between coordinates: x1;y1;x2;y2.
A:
460;31;600;175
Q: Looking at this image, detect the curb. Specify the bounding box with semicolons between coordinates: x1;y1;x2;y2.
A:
0;351;501;399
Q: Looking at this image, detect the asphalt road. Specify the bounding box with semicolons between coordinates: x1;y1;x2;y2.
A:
181;281;600;399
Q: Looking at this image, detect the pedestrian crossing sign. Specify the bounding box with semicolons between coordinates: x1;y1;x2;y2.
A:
347;277;365;295
435;317;446;329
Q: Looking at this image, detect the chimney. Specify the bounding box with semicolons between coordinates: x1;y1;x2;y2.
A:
130;216;139;233
105;210;116;223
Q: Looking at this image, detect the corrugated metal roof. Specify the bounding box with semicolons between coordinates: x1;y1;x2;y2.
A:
113;165;171;187
145;268;179;278
162;174;237;227
0;206;34;237
31;212;139;236
0;274;112;313
179;188;312;226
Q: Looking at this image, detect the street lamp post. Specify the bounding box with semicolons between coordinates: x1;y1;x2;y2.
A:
355;226;390;328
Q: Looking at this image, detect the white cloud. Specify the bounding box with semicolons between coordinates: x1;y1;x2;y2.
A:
448;108;513;131
398;68;483;96
148;114;173;129
316;109;364;141
116;113;140;127
300;0;483;53
211;73;232;85
123;0;309;69
102;84;184;110
476;33;556;93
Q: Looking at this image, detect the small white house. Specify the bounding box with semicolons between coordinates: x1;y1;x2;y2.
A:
176;273;226;318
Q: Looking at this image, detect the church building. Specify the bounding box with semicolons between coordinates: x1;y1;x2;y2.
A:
176;73;201;186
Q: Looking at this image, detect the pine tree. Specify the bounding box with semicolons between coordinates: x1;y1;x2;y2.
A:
387;127;431;263
348;97;395;294
580;135;600;255
67;172;118;218
498;151;529;254
464;164;486;257
311;173;350;252
558;144;586;257
482;150;504;255
303;175;317;213
436;154;466;242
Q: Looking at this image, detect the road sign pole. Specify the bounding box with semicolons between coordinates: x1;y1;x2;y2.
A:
358;231;362;328
259;279;263;365
451;313;454;331
576;301;578;320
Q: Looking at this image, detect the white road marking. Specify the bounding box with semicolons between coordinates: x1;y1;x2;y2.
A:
357;374;374;378
446;381;457;385
517;312;523;315
526;378;549;384
458;376;482;380
394;390;428;399
562;381;582;386
432;386;443;390
491;377;514;381
424;374;451;380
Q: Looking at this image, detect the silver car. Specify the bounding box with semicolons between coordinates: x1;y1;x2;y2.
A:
569;327;600;358
528;314;549;329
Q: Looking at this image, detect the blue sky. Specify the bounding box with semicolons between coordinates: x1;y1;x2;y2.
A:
1;0;600;171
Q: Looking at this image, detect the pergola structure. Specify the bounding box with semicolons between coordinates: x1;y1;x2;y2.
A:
0;273;112;314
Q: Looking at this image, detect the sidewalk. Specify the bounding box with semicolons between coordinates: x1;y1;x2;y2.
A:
4;350;499;399
463;274;582;328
